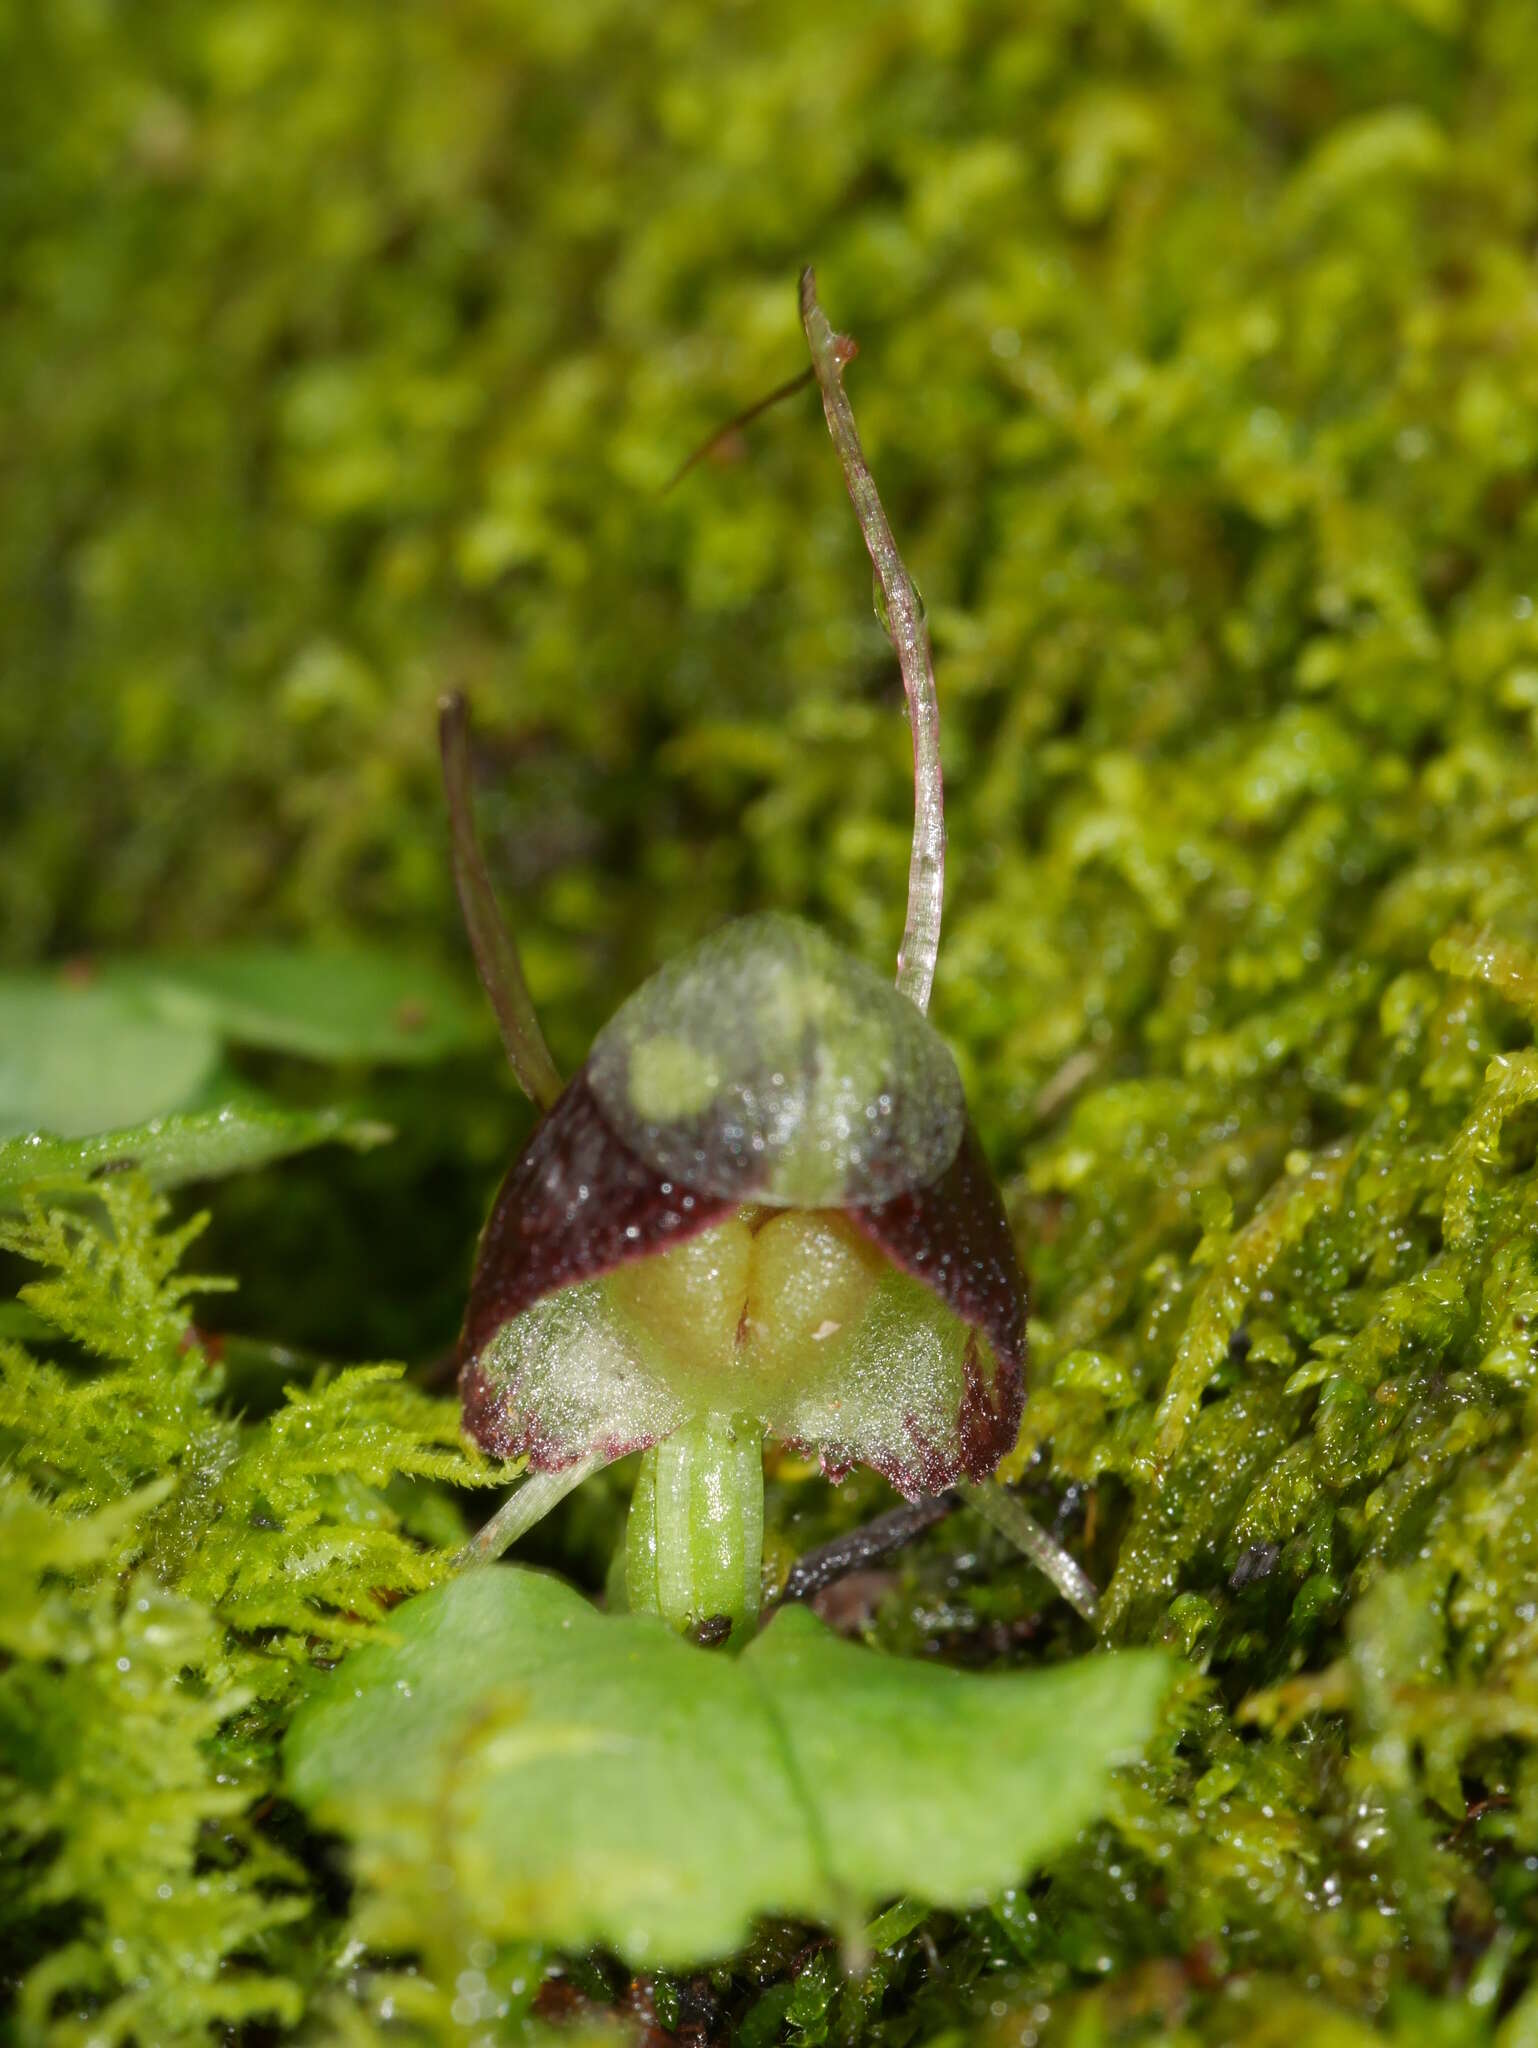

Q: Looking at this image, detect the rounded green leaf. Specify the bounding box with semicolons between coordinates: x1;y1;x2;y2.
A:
285;1566;1170;1967
136;947;486;1064
0;975;220;1140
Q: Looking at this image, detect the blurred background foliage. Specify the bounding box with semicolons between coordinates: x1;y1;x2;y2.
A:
9;0;1538;2040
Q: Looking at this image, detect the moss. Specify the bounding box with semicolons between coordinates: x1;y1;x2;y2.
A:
8;0;1538;2039
0;1183;498;2041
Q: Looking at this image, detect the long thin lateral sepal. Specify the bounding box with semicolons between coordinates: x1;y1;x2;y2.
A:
799;266;945;1016
457;1458;600;1569
438;692;563;1111
958;1479;1101;1627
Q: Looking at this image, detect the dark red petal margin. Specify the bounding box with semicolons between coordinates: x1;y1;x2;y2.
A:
849;1121;1026;1479
458;1070;733;1433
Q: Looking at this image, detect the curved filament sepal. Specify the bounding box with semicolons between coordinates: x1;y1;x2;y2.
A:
439;691;564;1111
800;267;946;1016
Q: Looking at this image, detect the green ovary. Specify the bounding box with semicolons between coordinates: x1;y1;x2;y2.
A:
625;1412;764;1638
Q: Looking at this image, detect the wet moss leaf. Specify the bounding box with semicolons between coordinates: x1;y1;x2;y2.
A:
0;1099;391;1199
285;1566;1168;1967
0;973;220;1138
137;947;486;1063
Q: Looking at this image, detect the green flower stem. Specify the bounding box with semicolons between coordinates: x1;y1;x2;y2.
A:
626;1414;765;1638
958;1479;1100;1627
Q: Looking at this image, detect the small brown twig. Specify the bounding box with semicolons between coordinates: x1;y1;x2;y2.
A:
662;366;816;493
772;1492;960;1609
